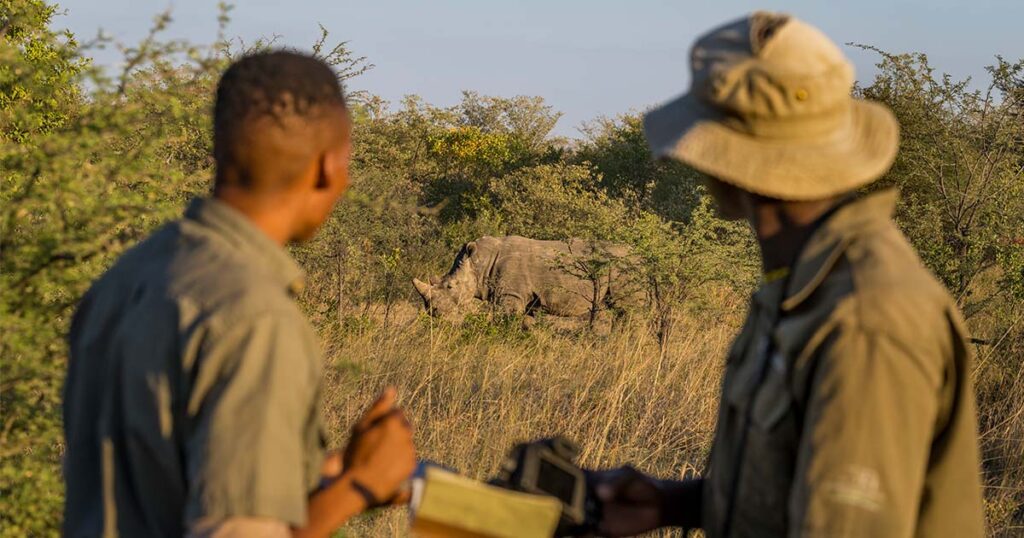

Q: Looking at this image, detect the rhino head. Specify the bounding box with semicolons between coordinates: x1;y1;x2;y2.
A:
413;242;480;318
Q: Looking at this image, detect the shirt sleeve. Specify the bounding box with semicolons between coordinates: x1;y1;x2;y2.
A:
185;311;323;528
789;327;942;538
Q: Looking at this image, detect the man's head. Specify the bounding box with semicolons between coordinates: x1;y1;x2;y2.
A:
703;176;840;242
643;12;899;225
214;50;351;243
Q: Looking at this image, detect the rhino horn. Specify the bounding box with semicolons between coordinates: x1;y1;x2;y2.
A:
412;278;432;300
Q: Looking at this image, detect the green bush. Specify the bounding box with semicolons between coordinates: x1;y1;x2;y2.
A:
2;2;1019;535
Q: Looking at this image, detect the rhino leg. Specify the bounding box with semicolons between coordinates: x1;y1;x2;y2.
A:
494;294;541;330
494;294;527;315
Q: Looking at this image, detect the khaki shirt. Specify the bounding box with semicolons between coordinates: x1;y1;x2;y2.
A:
702;190;985;537
64;198;326;537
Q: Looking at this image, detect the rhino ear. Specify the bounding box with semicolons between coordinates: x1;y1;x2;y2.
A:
412;278;432;300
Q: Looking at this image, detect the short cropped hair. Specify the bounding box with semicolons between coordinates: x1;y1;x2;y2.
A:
213;50;346;173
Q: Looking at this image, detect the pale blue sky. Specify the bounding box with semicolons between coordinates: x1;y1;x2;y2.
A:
55;1;1023;137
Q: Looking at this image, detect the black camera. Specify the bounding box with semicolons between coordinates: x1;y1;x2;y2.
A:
490;436;600;537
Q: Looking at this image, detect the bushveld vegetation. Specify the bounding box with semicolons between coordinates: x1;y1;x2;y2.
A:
2;2;1021;536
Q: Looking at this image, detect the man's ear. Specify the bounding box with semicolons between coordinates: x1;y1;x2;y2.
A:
317;143;351;194
315;150;331;191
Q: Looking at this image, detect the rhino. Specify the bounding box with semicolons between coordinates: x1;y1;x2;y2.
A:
412;235;644;319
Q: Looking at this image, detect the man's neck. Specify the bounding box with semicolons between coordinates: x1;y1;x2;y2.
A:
213;187;296;246
751;198;840;274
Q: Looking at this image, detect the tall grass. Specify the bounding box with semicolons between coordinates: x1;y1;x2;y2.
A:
312;297;1023;537
972;305;1024;536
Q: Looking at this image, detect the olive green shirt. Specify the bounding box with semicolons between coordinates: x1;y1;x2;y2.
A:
702;190;985;537
64;198;327;537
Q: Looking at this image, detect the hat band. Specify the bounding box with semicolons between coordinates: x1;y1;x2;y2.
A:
709;102;853;140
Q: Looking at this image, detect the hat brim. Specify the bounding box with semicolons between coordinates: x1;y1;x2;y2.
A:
643;93;899;201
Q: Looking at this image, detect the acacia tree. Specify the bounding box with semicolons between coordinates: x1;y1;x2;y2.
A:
857;48;1024;316
551;242;624;330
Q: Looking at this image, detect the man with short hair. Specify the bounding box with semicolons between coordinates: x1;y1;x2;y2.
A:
588;13;986;537
63;51;414;538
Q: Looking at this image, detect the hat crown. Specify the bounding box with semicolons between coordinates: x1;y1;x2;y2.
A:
641;12;899;201
690;12;855;123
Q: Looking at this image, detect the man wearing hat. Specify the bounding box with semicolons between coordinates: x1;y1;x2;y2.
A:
587;12;985;538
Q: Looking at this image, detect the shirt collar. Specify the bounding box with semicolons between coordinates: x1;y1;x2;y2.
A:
185;197;306;296
772;188;900;312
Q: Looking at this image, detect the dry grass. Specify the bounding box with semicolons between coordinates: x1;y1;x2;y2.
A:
972;314;1024;536
311;295;1023;537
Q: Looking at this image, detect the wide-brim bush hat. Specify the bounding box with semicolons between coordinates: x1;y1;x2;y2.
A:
643;12;899;201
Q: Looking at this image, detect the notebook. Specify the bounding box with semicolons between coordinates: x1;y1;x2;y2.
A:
409;465;562;538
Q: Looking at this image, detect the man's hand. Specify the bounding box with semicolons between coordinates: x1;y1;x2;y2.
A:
295;388;415;538
588;466;664;537
343;387;415;505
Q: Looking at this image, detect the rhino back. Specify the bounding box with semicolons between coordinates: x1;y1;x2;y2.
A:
481;237;604;314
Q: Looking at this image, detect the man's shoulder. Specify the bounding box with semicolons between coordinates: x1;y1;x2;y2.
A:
82;217;302;333
75;221;182;324
841;221;956;317
171;224;308;340
826;222;965;362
